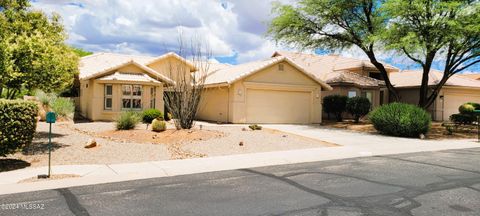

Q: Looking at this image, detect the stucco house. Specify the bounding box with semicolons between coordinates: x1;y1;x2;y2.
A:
196;56;332;124
272;51;399;110
390;70;480;121
78;52;195;121
462;74;480;80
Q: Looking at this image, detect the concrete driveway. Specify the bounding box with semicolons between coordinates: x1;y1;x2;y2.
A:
264;124;476;147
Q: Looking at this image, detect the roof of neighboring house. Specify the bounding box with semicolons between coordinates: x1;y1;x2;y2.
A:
203;56;332;90
79;52;194;83
272;51;397;87
461;73;480;80
97;72;162;83
389;70;480;88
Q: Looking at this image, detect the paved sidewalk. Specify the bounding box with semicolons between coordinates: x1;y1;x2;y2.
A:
0;129;478;195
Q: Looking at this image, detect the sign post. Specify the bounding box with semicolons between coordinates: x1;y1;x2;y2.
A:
475;110;480;143
45;112;56;178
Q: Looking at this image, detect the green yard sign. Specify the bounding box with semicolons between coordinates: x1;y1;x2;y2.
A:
46;112;56;177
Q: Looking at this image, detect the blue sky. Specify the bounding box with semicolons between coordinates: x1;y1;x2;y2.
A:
31;0;479;73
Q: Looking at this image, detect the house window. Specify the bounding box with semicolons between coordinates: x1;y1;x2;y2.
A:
104;84;113;110
278;64;284;71
379;90;385;105
122;85;142;110
348;90;357;98
362;91;373;103
150;87;156;109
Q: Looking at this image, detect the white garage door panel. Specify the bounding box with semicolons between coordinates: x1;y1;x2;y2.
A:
444;94;480;120
246;89;311;123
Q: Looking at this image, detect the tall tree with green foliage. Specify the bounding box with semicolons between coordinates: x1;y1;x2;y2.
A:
383;0;480;108
0;0;78;99
268;0;401;101
71;46;93;57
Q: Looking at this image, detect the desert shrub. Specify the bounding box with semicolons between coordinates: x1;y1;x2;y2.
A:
151;118;167;132
0;100;38;156
249;124;262;130
369;103;431;138
323;95;348;122
34;89;57;108
115;111;141;130
450;113;476;125
50;97;75;118
142;109;163;124
466;102;480;110
346;96;371;123
459;103;476;114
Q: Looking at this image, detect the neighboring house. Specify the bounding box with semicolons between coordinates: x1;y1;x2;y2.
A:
272;51;399;110
78;52;195;121
390;70;480;121
196;56;332;124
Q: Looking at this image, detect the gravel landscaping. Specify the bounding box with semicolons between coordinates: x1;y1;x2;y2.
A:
2;121;335;171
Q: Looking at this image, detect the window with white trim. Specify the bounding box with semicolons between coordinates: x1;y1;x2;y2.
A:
362;91;373;102
150;87;156;109
348;90;357;98
122;85;142;110
104;84;113;110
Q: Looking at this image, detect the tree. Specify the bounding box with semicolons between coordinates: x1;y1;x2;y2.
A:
383;0;480;108
268;0;401;101
0;0;78;98
163;37;211;130
346;96;371;123
71;46;93;57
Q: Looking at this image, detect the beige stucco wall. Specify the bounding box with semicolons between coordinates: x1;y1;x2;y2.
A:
396;87;480;121
197;61;324;124
79;64;165;121
147;56;193;84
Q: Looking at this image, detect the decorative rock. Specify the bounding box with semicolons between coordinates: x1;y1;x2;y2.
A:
419;134;426;139
242;128;247;131
84;139;97;148
282;135;287;138
239;141;244;146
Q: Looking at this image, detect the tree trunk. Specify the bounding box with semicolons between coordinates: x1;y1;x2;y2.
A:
418;53;435;109
365;50;400;102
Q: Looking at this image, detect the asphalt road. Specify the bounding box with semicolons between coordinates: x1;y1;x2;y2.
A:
2;148;480;216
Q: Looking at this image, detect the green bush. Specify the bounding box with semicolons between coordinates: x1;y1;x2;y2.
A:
115;111;141;130
369;103;431;138
142;109;163;124
151;118;167;132
450;113;476;125
323;95;348;122
0;100;38;156
50;97;75;118
466;102;480;110
346;96;371;123
459;103;476;114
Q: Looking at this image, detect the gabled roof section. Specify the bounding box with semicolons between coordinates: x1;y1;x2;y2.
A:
204;56;332;90
390;70;480;88
461;73;480;80
79;52;174;85
144;52;197;72
326;71;386;87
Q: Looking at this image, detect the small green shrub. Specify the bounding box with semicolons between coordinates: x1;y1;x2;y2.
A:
369;103;431;138
346;96;371;123
323;95;348;122
459;103;476;114
34;89;56;108
115;111;141;130
50;97;75;118
466;102;480;110
151;118;167;132
249;124;262;130
450;113;476;125
0;100;38;156
142;109;163;124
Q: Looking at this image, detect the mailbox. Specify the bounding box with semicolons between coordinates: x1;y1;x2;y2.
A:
46;112;56;123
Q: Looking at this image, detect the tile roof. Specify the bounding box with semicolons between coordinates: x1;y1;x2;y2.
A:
98;72;162;83
273;51;397;87
390;70;480;88
203;56;332;90
461;73;480;80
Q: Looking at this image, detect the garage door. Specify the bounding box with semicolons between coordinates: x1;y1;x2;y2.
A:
246;89;311;123
443;94;480;120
